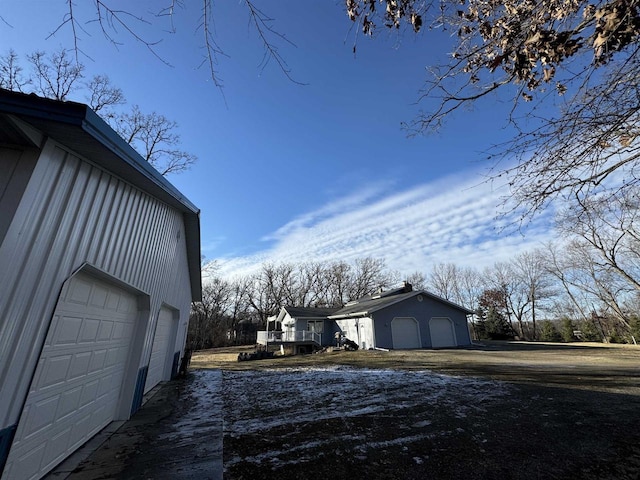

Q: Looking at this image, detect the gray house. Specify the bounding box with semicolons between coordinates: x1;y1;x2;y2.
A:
259;307;340;354
330;283;473;350
257;283;473;351
0;90;201;480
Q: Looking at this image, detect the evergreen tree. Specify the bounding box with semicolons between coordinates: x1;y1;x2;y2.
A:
560;317;575;343
539;320;562;342
579;319;602;342
476;289;514;340
472;310;488;341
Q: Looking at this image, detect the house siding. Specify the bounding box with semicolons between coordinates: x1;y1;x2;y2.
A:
335;317;375;350
0;139;192;431
370;295;471;349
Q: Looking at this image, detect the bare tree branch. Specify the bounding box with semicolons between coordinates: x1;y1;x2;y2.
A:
245;1;307;86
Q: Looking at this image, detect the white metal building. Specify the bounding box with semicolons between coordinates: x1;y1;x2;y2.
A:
0;89;202;480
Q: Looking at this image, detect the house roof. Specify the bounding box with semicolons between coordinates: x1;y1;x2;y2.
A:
283;306;341;319
329;289;474;319
0;89;202;301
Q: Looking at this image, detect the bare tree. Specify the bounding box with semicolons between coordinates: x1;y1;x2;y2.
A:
553;192;640;334
188;277;232;349
484;262;522;336
27;49;84;101
323;261;353;307
454;266;486;311
510;250;556;340
345;0;640;222
85;74;125;114
545;239;633;341
0;49;29;92
1;49;195;176
112;106;197;175
347;257;394;301
404;271;426;291
545;242;596;326
226;276;253;344
427;263;484;310
293;262;327;307
245;263;297;327
560;190;640;293
15;1;301;90
483;252;556;340
428;263;459;301
10;2;640;219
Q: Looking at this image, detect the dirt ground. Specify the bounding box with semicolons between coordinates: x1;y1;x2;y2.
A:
193;341;640;480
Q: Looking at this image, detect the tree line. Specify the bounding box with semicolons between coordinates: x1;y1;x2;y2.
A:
188;257;410;350
189;225;640;350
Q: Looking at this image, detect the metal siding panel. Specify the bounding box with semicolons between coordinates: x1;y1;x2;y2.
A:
113;187;139;279
0;144;79;422
140;210;181;363
94;180;123;269
0;139;194;435
74;170;109;267
120;191;145;282
0;147;38;247
104;184;130;275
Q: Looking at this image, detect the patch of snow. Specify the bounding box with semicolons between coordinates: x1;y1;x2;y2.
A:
222;367;511;468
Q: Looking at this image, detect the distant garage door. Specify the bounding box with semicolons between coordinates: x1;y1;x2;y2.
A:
391;317;421;349
4;271;139;480
429;317;456;348
144;307;177;394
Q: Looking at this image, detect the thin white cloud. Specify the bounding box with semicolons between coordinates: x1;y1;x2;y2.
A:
215;169;556;279
201;236;227;255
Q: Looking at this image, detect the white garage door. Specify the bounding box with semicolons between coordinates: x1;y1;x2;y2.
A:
391;318;421;349
430;317;457;348
3;272;138;480
144;307;176;394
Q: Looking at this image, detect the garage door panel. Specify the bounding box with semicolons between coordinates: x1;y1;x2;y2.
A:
57;387;83;420
391;318;421;349
4;271;139;480
429;317;456;348
79;379;99;407
20;399;57;440
68;351;92;379
144;307;176;393
54;316;83;344
96;321;114;341
11;445;44;480
79;319;100;343
88;350;107;372
40;355;72;388
90;285;109;307
68;280;91;306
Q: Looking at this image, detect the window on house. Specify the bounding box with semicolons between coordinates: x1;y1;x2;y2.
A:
307;321;324;333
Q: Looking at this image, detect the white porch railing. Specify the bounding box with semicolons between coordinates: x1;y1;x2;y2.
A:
257;330;321;345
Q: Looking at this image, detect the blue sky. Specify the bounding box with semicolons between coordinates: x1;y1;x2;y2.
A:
1;1;555;279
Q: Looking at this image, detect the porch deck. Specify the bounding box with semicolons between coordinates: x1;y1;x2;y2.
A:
256;330;321;346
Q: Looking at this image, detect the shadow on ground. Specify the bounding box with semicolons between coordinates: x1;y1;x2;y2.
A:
53;371;223;480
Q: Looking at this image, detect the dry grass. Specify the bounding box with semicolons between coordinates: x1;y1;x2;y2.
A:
206;341;640;479
190;341;640;393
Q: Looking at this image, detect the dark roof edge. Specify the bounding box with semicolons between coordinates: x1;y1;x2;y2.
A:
0;90;199;215
81;108;199;214
329;290;475;318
